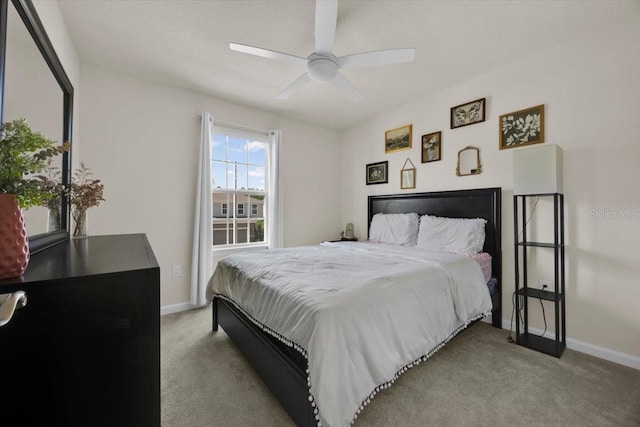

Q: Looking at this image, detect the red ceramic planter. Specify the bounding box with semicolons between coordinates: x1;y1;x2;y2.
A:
0;194;30;280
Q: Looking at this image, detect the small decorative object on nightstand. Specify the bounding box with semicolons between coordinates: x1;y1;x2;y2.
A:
513;144;565;358
345;223;355;239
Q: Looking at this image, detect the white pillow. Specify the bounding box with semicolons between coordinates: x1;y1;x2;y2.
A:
417;214;487;254
369;213;419;246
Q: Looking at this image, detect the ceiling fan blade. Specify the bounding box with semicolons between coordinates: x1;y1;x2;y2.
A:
331;72;363;103
229;43;307;65
277;73;312;100
314;0;337;54
338;48;415;69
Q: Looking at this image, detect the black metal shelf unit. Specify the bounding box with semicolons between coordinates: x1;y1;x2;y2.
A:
514;193;566;358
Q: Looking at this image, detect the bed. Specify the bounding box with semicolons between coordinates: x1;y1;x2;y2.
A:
208;187;501;426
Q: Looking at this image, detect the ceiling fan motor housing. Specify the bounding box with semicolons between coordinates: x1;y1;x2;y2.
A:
307;53;338;83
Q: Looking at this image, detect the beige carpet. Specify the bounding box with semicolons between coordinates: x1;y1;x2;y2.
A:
161;307;640;427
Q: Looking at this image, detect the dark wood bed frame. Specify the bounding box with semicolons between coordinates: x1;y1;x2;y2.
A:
211;187;502;426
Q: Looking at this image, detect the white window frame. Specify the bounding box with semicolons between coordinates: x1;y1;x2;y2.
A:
237;203;245;215
221;203;228;216
211;125;280;251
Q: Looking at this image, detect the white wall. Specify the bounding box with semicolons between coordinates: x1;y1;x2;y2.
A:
78;64;342;306
340;16;640;359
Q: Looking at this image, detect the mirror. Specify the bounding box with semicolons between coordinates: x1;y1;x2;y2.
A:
5;3;62;235
0;0;74;253
456;146;481;176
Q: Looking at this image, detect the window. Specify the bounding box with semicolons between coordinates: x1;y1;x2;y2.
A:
211;127;273;247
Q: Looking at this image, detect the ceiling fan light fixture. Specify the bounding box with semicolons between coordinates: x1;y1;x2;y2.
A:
230;0;414;101
307;54;338;83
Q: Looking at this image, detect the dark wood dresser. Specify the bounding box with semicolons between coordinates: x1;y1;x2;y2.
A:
0;234;160;427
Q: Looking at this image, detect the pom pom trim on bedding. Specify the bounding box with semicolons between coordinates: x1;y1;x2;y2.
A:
213;294;489;427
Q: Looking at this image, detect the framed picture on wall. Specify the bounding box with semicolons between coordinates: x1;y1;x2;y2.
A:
499;104;545;150
421;131;442;163
366;161;388;185
450;98;486;129
400;168;415;190
400;158;416;190
385;124;412;153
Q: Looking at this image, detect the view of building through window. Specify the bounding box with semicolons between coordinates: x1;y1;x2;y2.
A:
211;130;268;246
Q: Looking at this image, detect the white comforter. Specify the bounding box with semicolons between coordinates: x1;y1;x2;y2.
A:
207;242;492;427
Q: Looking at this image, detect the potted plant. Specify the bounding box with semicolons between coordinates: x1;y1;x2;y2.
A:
0;118;69;279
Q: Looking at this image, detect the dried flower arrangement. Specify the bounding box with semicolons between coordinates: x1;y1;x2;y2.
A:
70;162;105;237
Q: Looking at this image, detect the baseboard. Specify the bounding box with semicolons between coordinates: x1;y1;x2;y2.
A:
499;317;640;370
161;302;194;316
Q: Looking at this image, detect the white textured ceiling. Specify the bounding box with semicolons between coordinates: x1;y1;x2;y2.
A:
56;0;635;130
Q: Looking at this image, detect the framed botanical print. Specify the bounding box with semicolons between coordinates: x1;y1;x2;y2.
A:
499;104;544;150
385;124;412;153
366;161;388;185
421;131;441;163
450;98;486;129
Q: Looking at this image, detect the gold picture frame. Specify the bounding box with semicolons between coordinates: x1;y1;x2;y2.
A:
385;124;412;153
400;158;416;190
499;104;545;150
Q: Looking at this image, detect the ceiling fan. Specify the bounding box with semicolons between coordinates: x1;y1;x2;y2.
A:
229;0;415;102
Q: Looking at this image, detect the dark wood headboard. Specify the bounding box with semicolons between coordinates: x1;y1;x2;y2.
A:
368;187;502;327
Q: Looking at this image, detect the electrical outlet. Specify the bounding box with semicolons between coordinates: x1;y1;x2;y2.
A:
539;279;552;290
172;264;182;278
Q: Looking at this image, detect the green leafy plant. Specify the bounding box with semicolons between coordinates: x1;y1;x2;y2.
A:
0;118;69;209
36;159;66;211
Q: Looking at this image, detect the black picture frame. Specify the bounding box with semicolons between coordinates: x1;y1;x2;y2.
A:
366;161;388;185
450;97;486;129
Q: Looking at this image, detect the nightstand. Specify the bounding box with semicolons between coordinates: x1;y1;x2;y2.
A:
326;238;358;242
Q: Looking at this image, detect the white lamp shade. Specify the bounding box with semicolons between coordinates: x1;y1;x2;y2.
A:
513;144;563;195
